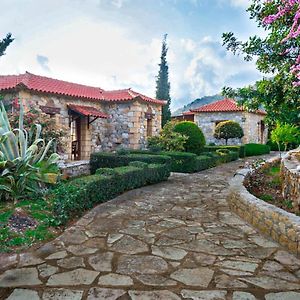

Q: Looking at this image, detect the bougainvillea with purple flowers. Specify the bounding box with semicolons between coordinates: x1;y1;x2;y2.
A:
222;0;300;125
263;0;300;86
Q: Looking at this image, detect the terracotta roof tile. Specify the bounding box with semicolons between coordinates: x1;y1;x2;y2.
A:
190;98;266;115
0;72;165;105
68;104;108;118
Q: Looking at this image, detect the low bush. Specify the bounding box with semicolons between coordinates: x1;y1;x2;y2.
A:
90;152;171;174
245;143;271;156
173;121;206;154
196;155;215;170
129;149;239;173
159;151;197;173
203;145;245;158
129;150;198;173
53;163;170;225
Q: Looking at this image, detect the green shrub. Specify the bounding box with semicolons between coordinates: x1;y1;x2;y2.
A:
148;121;188;152
266;140;285;151
270;123;300;153
53;163;170;225
203;145;245;158
95;168;116;176
129;161;149;169
196;155;215;170
160;151;197;173
216;149;230;155
129;150;198;173
214;120;244;145
173;121;206;155
128;149;239;173
90;152;171;174
245;143;270;156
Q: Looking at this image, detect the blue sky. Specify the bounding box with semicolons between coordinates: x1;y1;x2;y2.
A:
0;0;263;110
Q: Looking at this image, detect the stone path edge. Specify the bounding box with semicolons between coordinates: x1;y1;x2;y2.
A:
227;156;300;256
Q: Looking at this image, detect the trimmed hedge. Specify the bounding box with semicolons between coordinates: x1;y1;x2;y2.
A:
203;145;245;158
53;163;170;225
160;151;197;173
245;143;270;156
90;152;171;174
130;149;239;173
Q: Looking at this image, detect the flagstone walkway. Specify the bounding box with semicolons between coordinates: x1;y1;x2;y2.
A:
1;155;300;300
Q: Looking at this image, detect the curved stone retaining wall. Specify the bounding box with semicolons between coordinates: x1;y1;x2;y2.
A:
227;158;300;256
281;148;300;212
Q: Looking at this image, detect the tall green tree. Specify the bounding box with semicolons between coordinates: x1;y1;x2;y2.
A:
156;34;171;127
0;33;14;58
222;0;300;125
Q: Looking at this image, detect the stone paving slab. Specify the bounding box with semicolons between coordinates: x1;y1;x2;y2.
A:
1;155;300;299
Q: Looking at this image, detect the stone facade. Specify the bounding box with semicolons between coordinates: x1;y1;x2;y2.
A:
281;148;300;212
1;90;162;160
194;111;267;145
228;157;300;256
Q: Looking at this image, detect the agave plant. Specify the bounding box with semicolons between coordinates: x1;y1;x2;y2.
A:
0;101;60;202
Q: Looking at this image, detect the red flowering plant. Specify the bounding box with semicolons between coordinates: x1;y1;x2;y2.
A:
8;100;68;155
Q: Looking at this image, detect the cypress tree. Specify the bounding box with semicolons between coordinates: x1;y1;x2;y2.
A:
0;33;14;58
156;34;171;127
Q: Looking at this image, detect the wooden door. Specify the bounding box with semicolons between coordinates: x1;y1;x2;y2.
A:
71;116;81;160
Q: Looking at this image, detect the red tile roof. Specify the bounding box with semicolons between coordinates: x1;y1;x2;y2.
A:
68;104;108;118
102;89;166;105
0;72;165;105
190;98;266;115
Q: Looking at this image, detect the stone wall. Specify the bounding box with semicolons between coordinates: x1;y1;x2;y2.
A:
194;111;267;145
59;160;90;178
228;158;300;256
1;90;162;159
281;148;300;212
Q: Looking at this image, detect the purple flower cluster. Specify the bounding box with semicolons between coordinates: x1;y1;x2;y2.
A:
263;0;300;86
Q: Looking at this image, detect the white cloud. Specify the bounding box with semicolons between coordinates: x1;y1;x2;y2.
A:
170;37;261;109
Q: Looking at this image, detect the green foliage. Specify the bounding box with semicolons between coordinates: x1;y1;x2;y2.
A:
148;121;188;152
52;163;170;225
173;121;206;155
128;161;149;169
214;120;244;145
0;102;60;202
128;149;239;173
160;151;197;173
222;1;300;125
245;143;271;156
0;33;14;58
203;145;245;158
95;168;116;176
90;152;171;174
156;34;171;126
271;123;299;152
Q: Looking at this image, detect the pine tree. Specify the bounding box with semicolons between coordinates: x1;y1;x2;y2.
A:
0;33;14;58
156;34;171;127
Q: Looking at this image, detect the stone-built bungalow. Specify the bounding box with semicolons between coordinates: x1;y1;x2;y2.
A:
174;98;267;145
0;72;165;160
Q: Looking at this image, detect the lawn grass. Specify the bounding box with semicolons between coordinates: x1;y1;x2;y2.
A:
0;197;58;253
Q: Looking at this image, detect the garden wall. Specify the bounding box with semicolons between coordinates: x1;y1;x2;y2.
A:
281;148;300;212
227;157;300;256
59;160;90;178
